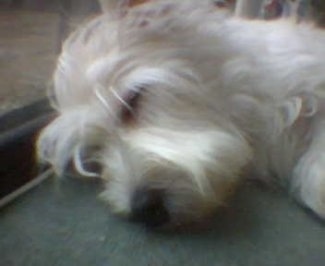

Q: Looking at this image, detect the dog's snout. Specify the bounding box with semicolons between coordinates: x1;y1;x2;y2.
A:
131;188;170;228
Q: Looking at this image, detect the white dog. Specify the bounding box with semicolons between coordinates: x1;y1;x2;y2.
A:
38;0;325;228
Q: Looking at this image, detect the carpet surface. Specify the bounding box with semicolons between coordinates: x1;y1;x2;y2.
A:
1;177;325;266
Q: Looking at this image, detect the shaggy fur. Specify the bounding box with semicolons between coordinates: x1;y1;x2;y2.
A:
38;0;325;228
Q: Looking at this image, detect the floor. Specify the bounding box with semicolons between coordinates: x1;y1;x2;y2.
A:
1;177;325;266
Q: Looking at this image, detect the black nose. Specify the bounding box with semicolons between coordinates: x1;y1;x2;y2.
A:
131;188;170;228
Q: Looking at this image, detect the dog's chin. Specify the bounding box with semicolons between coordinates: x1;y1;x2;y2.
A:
101;172;238;231
122;191;232;232
96;127;248;230
133;212;220;233
119;199;223;231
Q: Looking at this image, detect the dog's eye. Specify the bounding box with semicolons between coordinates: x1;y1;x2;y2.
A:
120;87;144;124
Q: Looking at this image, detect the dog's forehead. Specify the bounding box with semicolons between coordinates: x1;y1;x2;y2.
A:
61;0;228;83
115;1;221;47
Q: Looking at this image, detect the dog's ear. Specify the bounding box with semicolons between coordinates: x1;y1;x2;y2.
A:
98;0;147;13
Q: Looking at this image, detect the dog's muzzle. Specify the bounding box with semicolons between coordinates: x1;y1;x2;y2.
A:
130;187;170;228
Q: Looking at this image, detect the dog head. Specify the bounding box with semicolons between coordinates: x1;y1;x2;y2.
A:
38;0;252;229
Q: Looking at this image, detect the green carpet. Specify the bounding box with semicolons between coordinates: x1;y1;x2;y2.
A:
1;177;325;266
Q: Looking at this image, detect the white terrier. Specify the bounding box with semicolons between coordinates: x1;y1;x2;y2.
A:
38;0;325;228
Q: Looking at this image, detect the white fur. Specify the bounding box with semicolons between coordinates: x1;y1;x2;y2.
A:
38;0;325;226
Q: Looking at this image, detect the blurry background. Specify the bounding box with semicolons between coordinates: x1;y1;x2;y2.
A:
0;0;101;115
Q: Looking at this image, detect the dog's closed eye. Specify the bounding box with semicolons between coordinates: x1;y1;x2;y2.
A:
120;86;144;124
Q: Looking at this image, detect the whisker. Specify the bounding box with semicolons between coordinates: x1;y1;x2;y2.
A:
94;85;114;115
73;145;100;178
110;86;134;114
